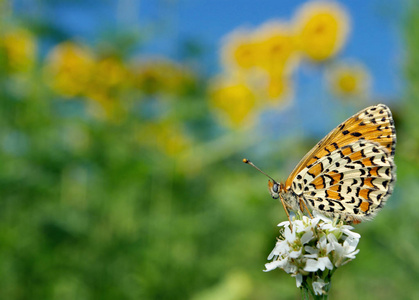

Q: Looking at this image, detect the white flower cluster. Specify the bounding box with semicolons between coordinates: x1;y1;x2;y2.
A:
264;211;360;295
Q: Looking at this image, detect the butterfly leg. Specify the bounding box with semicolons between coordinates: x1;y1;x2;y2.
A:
279;194;293;232
299;197;313;219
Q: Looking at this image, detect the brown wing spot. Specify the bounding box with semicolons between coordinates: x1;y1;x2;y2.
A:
360;201;370;212
311;176;325;189
326;190;341;200
325;145;335;153
308;163;323;177
361;157;373;167
364;177;376;189
341;147;353;156
349;151;364;161
329;185;340;192
313;148;330;159
383;142;393;151
331;142;339;150
369;167;379;177
328;170;343;185
359;189;371;200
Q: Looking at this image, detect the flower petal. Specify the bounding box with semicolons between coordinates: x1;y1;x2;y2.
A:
264;260;283;272
301;230;313;244
319;256;334;270
294;273;303;288
304;258;320;272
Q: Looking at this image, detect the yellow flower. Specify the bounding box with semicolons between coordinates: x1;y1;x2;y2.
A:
326;61;371;98
295;1;350;62
255;21;299;75
82;57;131;120
91;56;128;89
209;75;257;128
44;41;95;97
220;29;259;71
130;57;194;96
84;56;129;100
2;28;37;73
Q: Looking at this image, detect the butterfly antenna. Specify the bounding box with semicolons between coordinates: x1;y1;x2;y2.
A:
242;158;278;183
243;158;293;232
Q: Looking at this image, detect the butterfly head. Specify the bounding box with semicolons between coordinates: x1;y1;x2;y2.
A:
243;158;282;198
268;180;281;199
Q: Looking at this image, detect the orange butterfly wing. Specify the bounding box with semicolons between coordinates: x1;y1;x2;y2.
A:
284;104;396;190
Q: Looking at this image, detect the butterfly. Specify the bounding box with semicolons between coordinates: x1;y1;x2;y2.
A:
244;104;396;225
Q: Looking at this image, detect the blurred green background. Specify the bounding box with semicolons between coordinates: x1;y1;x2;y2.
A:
0;0;418;299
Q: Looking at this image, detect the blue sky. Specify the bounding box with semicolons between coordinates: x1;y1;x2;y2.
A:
14;0;405;137
136;0;405;136
139;0;404;98
15;0;404;98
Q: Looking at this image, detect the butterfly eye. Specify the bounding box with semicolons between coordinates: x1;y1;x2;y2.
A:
267;180;279;199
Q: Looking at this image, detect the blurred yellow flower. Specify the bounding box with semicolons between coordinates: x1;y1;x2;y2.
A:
256;21;299;75
220;29;259;71
91;56;128;89
44;41;95;97
130;57;194;96
209;75;257;128
83;57;131;121
295;0;350;62
1;28;37;73
326;61;371;98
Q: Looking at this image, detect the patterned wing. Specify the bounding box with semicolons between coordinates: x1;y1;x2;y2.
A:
284;104;396;190
291;139;395;221
284;104;396;221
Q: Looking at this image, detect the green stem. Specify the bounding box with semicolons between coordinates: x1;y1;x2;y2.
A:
300;282;313;300
300;284;311;300
301;277;316;300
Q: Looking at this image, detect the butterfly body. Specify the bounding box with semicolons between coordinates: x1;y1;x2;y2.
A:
267;104;396;223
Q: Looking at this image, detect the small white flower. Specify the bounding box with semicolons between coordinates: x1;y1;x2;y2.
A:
318;256;334;270
277;220;290;228
341;225;361;239
289;248;302;258
304;245;319;258
312;210;333;223
282;261;298;274
265;210;361;297
326;233;340;252
304;256;333;272
264;259;284;272
301;230;314;244
328;233;360;267
312;277;328;295
283;226;297;243
295;216;320;234
304;258;320;272
268;240;289;260
343;236;360;255
293;273;303;288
